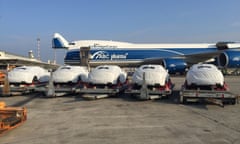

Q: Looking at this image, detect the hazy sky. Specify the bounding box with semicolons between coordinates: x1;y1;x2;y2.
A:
1;0;240;64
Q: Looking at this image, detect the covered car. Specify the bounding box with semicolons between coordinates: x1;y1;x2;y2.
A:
52;65;88;83
88;65;127;85
8;66;50;84
186;64;224;86
132;64;170;86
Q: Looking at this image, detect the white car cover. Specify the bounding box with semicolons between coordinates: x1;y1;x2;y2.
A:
186;64;224;86
88;65;127;85
52;65;88;83
132;65;169;86
8;66;50;84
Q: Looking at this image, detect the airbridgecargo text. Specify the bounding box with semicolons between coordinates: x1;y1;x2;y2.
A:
91;51;128;60
110;53;128;60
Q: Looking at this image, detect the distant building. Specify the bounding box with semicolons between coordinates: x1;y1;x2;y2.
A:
0;51;59;70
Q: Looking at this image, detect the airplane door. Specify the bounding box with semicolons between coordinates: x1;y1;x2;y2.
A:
80;47;90;67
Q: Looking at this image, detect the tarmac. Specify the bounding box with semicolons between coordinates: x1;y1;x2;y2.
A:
0;76;240;144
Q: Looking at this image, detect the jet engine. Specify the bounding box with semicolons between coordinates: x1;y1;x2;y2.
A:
218;51;240;68
162;59;188;74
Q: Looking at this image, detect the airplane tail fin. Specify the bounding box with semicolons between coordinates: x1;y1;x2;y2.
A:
52;33;69;49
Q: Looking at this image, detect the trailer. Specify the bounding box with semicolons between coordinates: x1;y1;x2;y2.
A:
0;101;27;135
125;73;173;100
37;81;128;99
179;85;238;107
180;64;238;107
35;72;82;97
35;72;128;99
36;83;82;97
0;75;47;96
79;83;128;100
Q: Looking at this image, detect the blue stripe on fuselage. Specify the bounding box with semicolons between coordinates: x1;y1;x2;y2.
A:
64;47;218;62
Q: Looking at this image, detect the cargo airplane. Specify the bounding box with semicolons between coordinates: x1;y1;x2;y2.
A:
52;33;240;74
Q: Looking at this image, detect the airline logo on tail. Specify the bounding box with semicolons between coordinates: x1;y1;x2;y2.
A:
52;33;70;49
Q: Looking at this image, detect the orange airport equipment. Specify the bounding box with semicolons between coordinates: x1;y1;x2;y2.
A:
0;71;10;96
0;71;6;84
0;101;27;135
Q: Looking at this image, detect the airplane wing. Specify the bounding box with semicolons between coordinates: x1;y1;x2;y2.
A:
183;51;222;64
142;50;224;65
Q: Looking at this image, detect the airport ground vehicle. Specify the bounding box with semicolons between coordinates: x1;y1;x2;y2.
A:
0;101;27;135
80;65;128;99
49;65;88;96
8;66;50;84
37;66;89;97
37;65;128;99
0;66;50;96
125;65;173;100
38;74;120;98
186;63;224;87
88;65;127;85
180;64;238;106
0;71;6;85
52;65;88;84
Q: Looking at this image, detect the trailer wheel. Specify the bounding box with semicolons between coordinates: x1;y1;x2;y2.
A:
231;98;236;105
183;97;187;104
77;76;82;83
180;95;187;104
163;94;169;99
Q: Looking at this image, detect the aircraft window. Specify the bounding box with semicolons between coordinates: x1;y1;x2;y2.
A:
142;66;155;69
197;66;211;69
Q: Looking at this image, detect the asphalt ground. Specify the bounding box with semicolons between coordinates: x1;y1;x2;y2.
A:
0;76;240;144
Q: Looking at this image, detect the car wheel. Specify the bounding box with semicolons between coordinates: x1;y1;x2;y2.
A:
32;76;39;83
78;76;82;82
